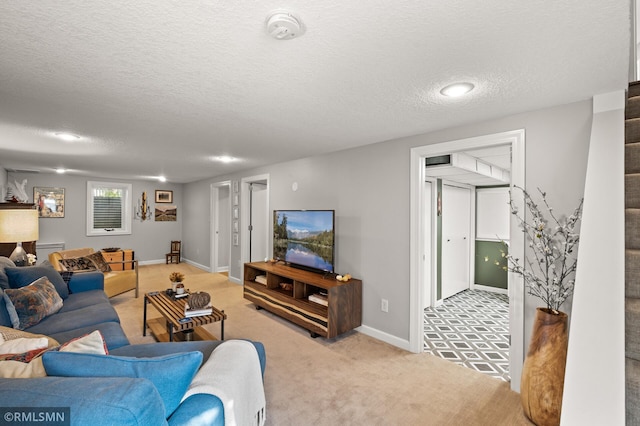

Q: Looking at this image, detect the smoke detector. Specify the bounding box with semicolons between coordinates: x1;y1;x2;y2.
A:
265;10;305;40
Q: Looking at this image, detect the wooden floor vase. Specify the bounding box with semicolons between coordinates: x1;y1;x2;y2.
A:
521;307;568;426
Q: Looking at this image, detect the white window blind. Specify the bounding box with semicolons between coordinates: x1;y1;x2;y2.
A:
86;181;132;236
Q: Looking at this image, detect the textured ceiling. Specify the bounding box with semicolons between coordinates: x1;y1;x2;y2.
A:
0;1;631;183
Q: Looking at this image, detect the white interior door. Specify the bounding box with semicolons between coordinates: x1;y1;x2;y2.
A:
441;183;472;299
249;183;268;262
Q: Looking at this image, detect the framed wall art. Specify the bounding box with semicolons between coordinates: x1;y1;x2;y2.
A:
34;187;65;218
155;205;177;221
155;190;173;203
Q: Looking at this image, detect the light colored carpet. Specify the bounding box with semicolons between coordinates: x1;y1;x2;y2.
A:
111;263;533;425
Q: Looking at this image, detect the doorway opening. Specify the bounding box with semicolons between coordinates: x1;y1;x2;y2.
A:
409;129;525;392
240;174;270;281
210;181;232;274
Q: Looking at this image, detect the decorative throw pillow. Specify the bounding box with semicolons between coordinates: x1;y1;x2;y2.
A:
5;264;69;299
0;288;18;328
0;337;48;355
0;256;15;290
84;252;111;273
58;330;109;355
42;350;203;417
0;325;59;348
0;330;107;378
57;257;97;273
4;277;63;330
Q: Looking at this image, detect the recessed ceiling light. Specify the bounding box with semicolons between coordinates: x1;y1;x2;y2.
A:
212;156;238;163
158;176;167;183
55;168;66;174
440;82;475;98
53;132;82;142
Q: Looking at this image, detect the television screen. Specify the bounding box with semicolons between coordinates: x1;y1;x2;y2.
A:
273;210;335;273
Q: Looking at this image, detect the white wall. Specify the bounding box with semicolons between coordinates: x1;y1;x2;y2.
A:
561;91;625;424
183;99;594;343
5;172;182;262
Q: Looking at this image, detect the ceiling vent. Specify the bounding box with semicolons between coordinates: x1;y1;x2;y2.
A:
266;10;305;40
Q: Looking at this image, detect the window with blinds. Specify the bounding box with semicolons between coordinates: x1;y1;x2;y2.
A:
86;181;132;236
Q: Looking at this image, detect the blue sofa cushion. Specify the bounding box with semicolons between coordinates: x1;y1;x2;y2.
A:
4;277;63;330
43;350;203;418
0;376;168;426
25;302;119;336
48;321;129;351
111;341;267;377
66;271;104;294
5;265;69;299
59;289;109;313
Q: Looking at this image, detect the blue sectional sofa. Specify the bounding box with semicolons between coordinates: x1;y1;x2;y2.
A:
0;261;266;425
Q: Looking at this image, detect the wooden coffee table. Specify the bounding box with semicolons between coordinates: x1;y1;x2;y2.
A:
143;291;226;342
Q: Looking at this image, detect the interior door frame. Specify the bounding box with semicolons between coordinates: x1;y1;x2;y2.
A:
210;180;232;273
409;129;525;392
240;174;270;282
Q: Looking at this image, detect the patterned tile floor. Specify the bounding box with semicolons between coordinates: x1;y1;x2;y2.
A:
423;289;510;381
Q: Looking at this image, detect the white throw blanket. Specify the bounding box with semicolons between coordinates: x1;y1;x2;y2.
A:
182;340;266;426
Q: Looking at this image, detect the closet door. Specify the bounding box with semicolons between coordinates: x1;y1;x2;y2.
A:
441;184;471;299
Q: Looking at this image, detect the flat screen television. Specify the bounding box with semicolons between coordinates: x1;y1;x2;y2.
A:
273;210;335;274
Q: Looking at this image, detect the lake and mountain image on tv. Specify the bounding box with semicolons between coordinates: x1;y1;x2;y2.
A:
273;210;335;273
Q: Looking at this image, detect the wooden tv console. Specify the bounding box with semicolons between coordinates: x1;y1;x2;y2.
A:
243;262;362;338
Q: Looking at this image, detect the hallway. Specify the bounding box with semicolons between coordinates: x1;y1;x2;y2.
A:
424;289;510;381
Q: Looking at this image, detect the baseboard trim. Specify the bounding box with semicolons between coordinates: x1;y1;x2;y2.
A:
183;259;211;271
472;284;508;295
138;259;165;266
356;325;411;352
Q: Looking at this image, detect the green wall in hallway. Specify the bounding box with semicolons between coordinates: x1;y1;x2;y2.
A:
474;240;508;289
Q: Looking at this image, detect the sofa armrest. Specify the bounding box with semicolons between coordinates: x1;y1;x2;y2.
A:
168;393;224;426
68;271;105;293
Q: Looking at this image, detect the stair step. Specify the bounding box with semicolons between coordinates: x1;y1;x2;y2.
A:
627;357;640;424
627;175;640;208
630;81;640;99
626;119;640;144
627;97;640;120
627;209;640;248
628;144;640;173
628;250;640;298
626;298;640;360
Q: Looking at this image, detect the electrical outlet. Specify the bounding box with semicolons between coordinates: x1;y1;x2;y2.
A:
381;298;389;312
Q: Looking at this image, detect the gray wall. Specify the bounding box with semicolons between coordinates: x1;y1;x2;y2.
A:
5;172;183;262
0;167;6;201
183;99;593;342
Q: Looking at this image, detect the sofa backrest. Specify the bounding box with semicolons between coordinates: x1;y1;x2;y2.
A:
48;248;95;272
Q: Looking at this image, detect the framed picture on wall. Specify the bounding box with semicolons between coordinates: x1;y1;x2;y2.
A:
155;205;177;221
233;193;239;206
233;181;239;193
233;206;239;219
155;190;173;203
233;220;239;233
34;187;65;218
233;233;239;246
